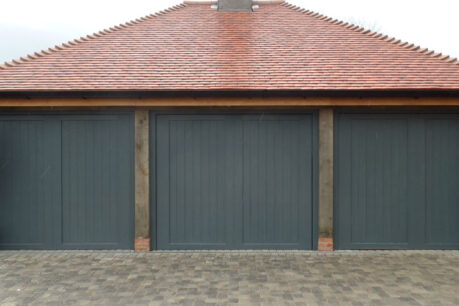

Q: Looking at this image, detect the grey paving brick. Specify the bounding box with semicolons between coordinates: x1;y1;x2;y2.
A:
0;251;457;305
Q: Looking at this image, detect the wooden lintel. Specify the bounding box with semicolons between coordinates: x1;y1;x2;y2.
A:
0;97;458;107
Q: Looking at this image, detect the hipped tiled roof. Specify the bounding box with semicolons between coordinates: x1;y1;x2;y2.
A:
0;0;458;91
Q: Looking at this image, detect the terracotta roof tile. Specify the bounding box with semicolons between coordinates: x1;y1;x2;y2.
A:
0;1;458;91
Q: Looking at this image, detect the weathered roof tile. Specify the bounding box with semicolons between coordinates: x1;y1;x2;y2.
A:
0;1;458;91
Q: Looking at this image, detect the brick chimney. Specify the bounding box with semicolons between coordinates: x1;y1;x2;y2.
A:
218;0;253;12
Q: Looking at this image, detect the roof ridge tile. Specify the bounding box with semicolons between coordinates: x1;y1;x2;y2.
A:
183;1;215;4
0;4;187;70
183;0;285;4
281;1;459;68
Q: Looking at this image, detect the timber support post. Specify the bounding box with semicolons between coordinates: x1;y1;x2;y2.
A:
134;110;150;252
318;108;334;251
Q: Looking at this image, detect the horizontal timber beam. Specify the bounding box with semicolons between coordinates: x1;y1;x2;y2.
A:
0;97;458;107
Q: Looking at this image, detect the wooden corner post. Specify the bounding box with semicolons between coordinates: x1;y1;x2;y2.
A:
318;108;334;251
135;110;150;252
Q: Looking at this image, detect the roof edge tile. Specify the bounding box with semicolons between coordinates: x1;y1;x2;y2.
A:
281;1;459;67
0;3;188;70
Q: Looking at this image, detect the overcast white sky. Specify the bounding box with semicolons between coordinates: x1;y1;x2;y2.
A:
0;0;458;64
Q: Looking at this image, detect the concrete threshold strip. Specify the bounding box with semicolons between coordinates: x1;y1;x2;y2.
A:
0;250;458;256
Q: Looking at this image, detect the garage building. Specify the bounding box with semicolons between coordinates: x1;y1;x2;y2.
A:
0;0;458;251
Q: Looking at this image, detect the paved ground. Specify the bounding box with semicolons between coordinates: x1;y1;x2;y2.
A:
0;251;458;305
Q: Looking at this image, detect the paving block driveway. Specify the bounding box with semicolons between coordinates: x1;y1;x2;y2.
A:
0;251;458;305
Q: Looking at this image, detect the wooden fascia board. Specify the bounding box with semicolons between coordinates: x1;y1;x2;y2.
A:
0;97;458;107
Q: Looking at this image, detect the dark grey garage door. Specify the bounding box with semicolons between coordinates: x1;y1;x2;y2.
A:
336;112;459;250
0;113;134;250
154;114;317;250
